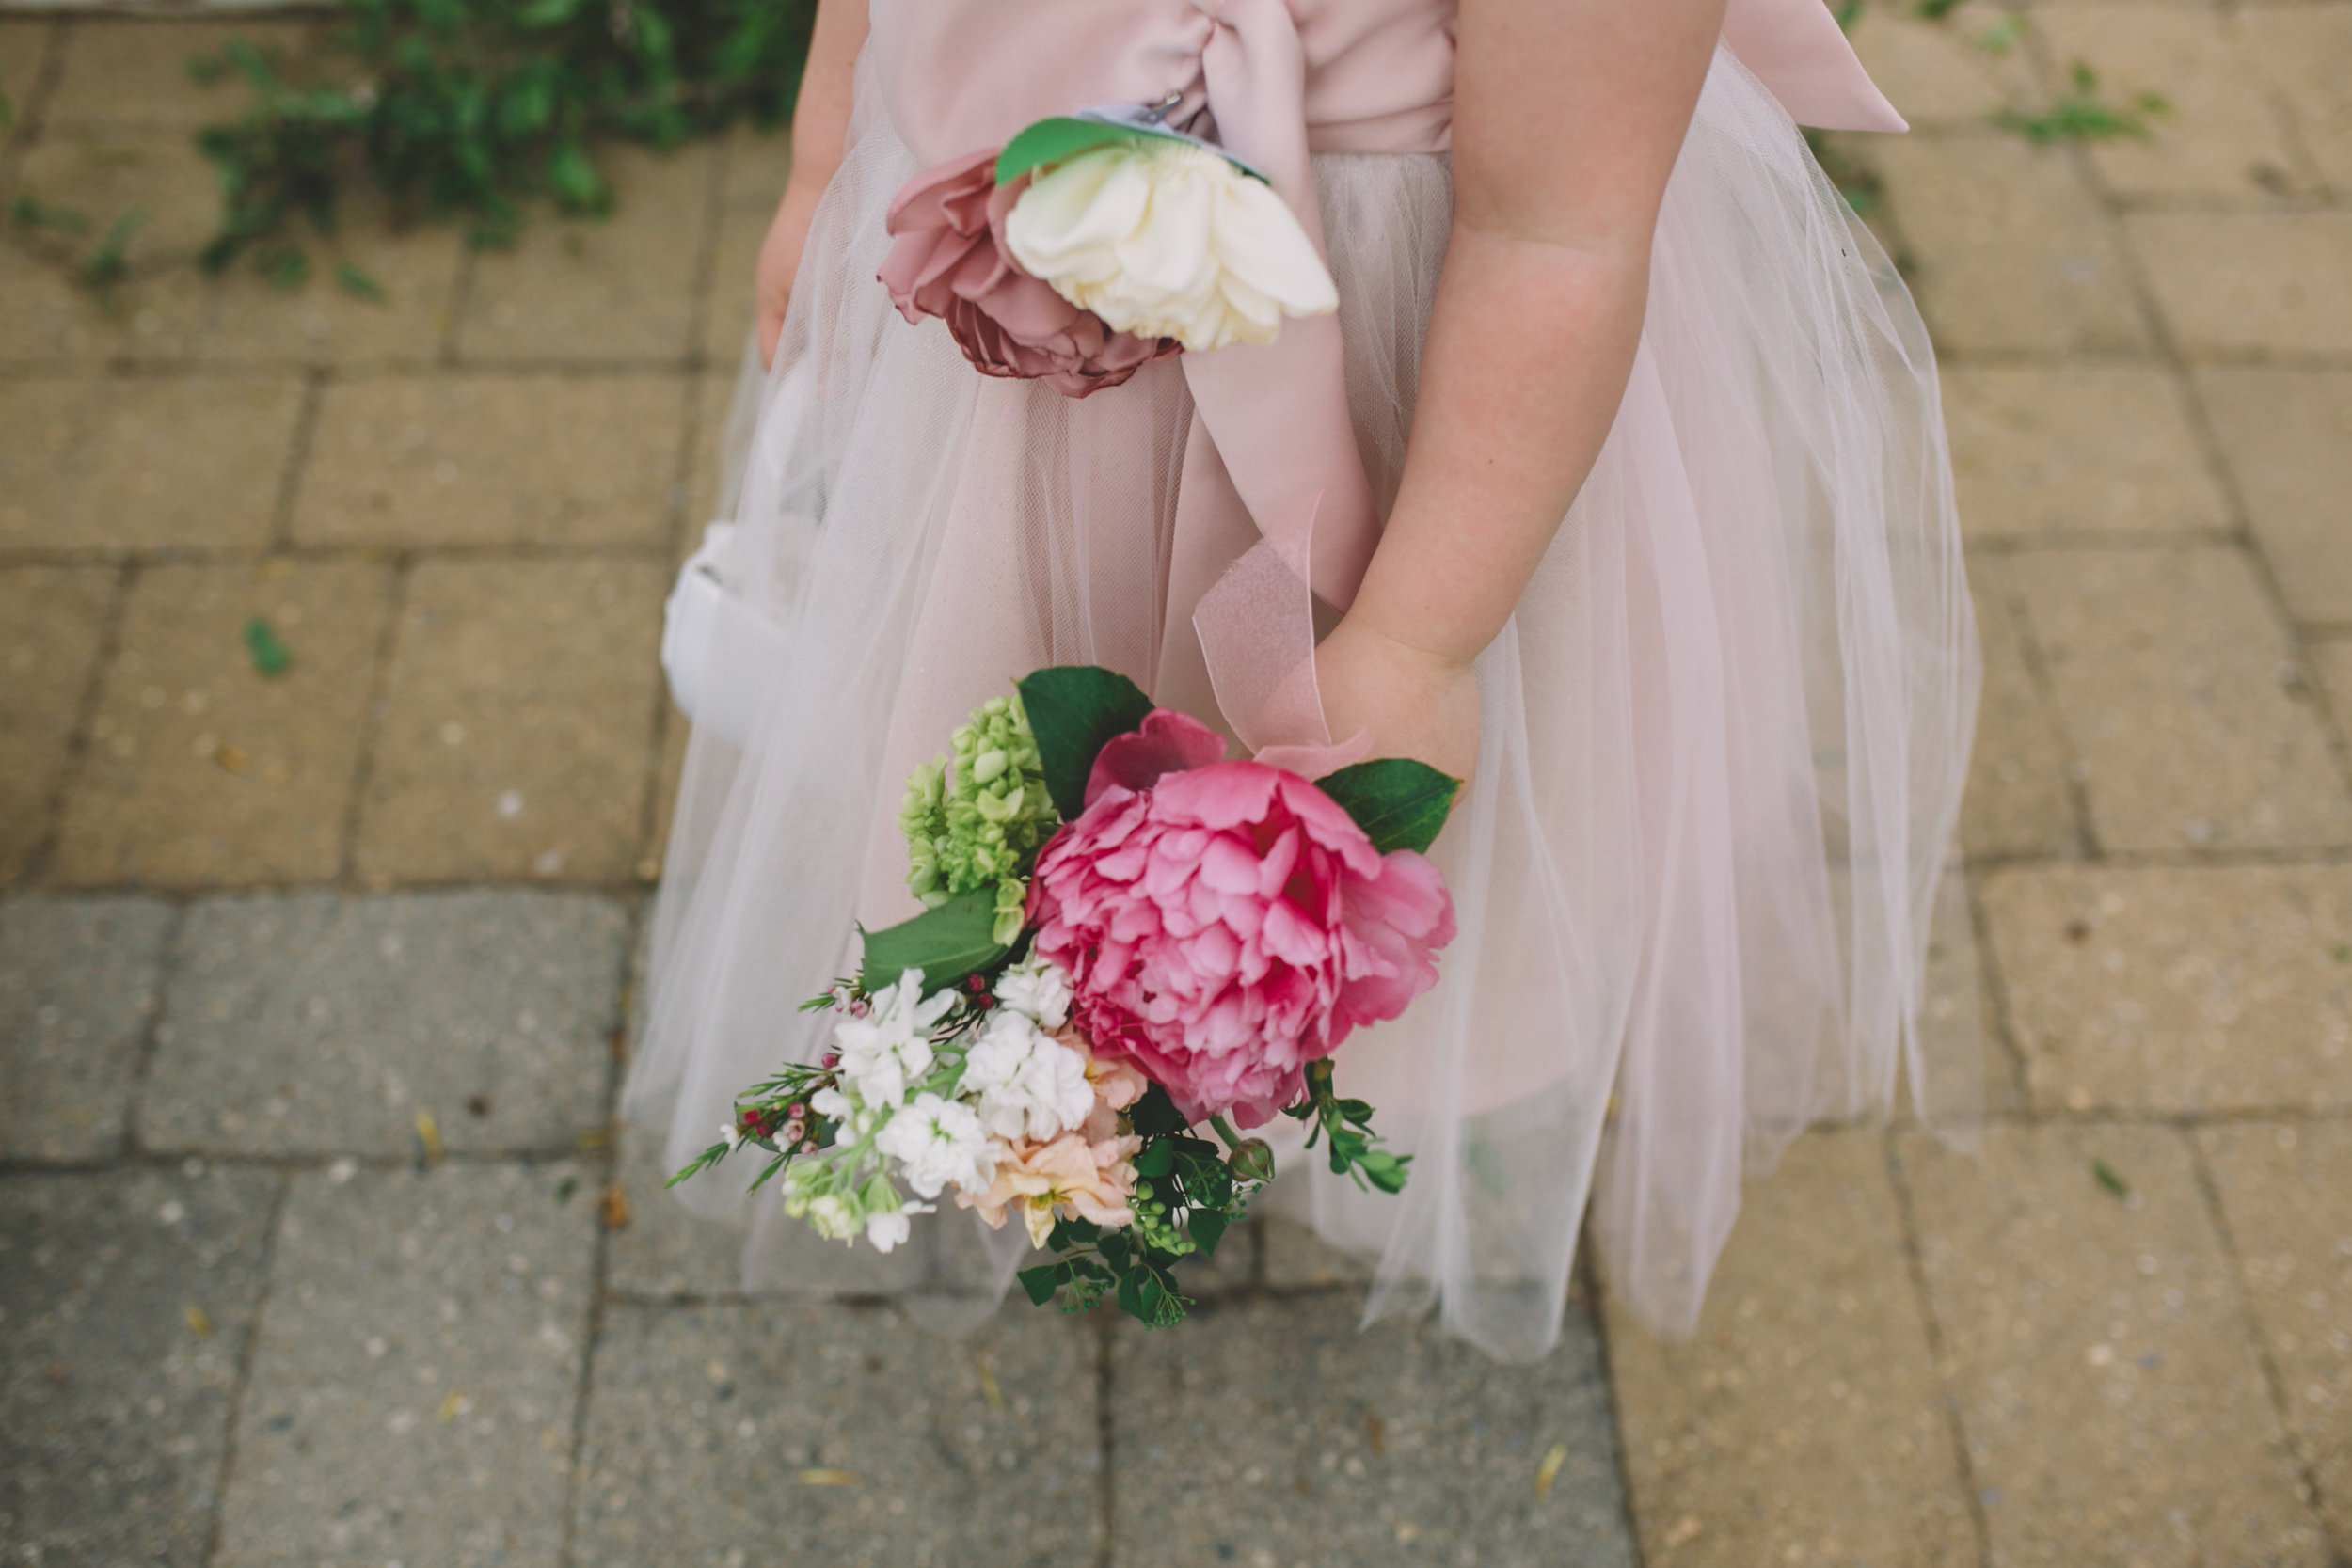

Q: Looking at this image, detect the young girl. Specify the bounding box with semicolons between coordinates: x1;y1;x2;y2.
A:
631;0;1979;1361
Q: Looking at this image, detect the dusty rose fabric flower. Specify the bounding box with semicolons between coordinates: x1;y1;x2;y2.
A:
1026;711;1456;1126
878;149;1179;400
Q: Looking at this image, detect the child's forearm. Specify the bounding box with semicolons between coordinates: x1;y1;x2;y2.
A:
786;0;869;196
1339;0;1728;672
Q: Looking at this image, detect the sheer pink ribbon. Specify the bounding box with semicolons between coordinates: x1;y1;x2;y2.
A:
1159;0;1899;767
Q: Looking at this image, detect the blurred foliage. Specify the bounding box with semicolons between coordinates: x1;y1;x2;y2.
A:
190;0;818;279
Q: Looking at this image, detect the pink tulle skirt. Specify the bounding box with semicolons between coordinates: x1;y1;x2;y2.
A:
627;46;1980;1361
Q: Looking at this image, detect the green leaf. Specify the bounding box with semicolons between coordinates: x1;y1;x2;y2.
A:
334;261;389;304
1188;1208;1228;1257
1314;758;1459;855
244;614;294;678
1016;1264;1062;1307
857;888;1008;994
11;197;91;235
1015;665;1154;822
1134;1141;1175;1180
544;139;608;213
2090;1158;2130;1199
1128;1084;1188;1140
995;118;1183;186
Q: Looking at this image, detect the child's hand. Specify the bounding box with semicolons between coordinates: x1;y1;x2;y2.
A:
1314;615;1481;787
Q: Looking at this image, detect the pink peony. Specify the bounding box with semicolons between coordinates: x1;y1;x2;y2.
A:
878;150;1180;399
1026;710;1456;1126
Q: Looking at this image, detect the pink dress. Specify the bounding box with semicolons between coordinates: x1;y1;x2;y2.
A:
628;0;1981;1360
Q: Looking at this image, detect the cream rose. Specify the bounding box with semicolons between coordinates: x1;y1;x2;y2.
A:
1001;139;1338;354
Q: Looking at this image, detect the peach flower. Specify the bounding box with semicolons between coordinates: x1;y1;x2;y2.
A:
958;1129;1142;1248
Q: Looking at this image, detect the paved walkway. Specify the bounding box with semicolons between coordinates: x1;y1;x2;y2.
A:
0;9;2346;1566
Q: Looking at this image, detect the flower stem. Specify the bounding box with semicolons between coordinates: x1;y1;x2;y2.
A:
1208;1113;1244;1152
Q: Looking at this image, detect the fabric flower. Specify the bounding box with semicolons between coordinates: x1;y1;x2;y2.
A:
875;1092;997;1199
834;970;956;1111
1003;139;1338;354
880;149;1179;399
957;1130;1143;1248
993;949;1073;1030
1025;712;1455;1125
961;1009;1097;1143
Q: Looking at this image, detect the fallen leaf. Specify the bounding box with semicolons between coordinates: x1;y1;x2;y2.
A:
796;1468;860;1486
599;1183;631;1230
553;1177;578;1205
2090;1158;2129;1199
437;1389;468;1422
183;1306;214;1338
1365;1411;1386;1456
243;615;293;678
415;1109;443;1161
974;1356;1004;1413
212;743;249;776
1534;1441;1566;1498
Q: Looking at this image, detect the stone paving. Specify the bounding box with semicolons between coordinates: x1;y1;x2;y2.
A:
0;8;2347;1567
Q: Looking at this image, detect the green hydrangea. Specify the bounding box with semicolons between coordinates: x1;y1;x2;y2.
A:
900;692;1058;943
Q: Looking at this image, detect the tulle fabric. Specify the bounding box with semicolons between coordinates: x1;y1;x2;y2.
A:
627;45;1979;1360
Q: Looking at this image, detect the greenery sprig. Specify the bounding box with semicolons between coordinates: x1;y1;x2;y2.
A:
1285;1057;1411;1194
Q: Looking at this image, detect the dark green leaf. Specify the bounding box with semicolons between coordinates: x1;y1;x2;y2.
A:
1188;1208;1228;1257
11;197;91;234
1314;757;1459;855
1016;1264;1062;1307
857;888;1008;994
83;205;149;289
1047;1214;1101;1249
1016;665;1153;821
1134;1141;1175;1179
1098;1228;1132;1273
244;614;294;677
2090;1158;2129;1199
1129;1084;1188;1139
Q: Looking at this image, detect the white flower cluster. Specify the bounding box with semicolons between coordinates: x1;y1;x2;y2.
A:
796;955;1094;1252
1002;139;1339;354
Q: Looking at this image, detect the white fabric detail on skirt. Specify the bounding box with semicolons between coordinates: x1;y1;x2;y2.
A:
627;44;1980;1360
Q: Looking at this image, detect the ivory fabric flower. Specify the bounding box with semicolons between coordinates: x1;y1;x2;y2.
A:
1026;710;1455;1126
958;1130;1143;1248
879;149;1179;398
1002;140;1339;353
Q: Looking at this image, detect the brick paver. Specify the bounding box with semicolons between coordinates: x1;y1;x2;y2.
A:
5;7;2352;1563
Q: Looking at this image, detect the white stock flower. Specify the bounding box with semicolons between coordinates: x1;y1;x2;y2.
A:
833;971;956;1111
864;1202;932;1254
994;951;1073;1031
806;1192;861;1242
961;1010;1097;1142
809;1085;853;1123
876;1093;997;1199
1003;139;1338;354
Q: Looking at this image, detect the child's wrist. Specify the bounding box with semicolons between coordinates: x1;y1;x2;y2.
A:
1336;610;1481;678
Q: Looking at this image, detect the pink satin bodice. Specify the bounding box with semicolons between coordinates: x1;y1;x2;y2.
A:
867;0;1902;174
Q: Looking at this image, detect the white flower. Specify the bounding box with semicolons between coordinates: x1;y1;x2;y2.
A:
1003;139;1338;354
876;1093;997;1199
864;1201;932;1254
961;1010;1097;1142
809;1085;853;1123
833;970;956;1111
720;1122;742;1150
806;1192;861;1242
994;951;1073;1031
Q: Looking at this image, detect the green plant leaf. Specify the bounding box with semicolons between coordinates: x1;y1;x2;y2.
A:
1314;758;1459;855
334;261;389;304
1015;665;1154;821
1188;1208;1228;1257
994;118;1184;186
1134;1141;1175;1180
1016;1263;1062;1307
1128;1084;1187;1139
244;614;294;677
857;888;1007;994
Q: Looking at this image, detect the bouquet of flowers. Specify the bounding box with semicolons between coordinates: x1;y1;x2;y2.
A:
670;667;1458;1326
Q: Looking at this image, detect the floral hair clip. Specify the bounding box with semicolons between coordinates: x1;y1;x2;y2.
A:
878;96;1338;396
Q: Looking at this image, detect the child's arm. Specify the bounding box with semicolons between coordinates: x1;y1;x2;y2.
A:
755;0;872;367
1315;0;1730;782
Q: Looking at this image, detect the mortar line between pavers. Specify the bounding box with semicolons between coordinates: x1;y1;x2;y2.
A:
557;1146;618;1568
1962;865;2034;1109
2213;2;2333;201
0;1145;639;1180
629;366;708;882
1982;553;2104;860
1879;1126;1996;1568
197;1165;294;1568
0;15;66;187
118;895;188;1160
14;555;134;890
1576;1229;1653;1568
264;363;326;554
678;108;730;379
0;872;675;905
2041;21;2352;809
1965;842;2352;874
331;553;407;889
2183;1128;2352;1561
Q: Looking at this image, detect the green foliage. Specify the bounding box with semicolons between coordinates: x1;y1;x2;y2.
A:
189;0;818;276
857;888;1009;995
1284;1058;1411;1195
900;692;1057;943
244;614;294;677
1315;757;1458;855
1995;61;2169;145
1015;665;1156;821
